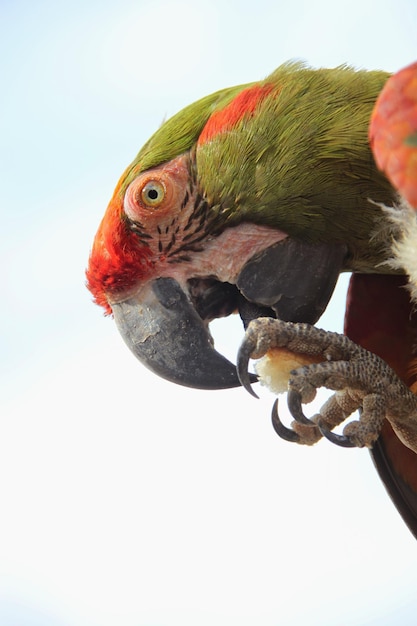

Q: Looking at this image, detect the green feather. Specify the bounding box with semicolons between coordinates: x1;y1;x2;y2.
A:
195;62;394;272
120;83;249;193
119;61;396;273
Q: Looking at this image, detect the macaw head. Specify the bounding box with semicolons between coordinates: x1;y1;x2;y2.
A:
87;64;394;390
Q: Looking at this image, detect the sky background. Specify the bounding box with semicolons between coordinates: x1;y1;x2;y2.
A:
1;1;417;624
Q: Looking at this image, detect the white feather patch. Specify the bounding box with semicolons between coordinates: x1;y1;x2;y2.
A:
376;199;417;304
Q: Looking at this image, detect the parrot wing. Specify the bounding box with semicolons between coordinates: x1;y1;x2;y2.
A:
344;273;417;538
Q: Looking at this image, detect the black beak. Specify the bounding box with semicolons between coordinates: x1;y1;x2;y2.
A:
111;240;347;390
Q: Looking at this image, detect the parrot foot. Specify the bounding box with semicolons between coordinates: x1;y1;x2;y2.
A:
237;317;417;451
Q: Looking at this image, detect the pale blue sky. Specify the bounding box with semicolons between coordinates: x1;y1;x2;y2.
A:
1;1;417;625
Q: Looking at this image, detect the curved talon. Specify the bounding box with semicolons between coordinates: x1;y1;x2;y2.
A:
287;389;316;426
271;399;301;443
317;419;356;448
236;342;259;398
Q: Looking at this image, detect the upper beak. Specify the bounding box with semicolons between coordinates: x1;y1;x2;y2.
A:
111;277;243;389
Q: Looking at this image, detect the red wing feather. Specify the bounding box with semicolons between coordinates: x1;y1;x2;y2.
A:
344;273;417;538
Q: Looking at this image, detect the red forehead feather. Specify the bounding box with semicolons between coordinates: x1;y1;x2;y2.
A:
86;185;152;314
197;83;275;145
87;84;277;312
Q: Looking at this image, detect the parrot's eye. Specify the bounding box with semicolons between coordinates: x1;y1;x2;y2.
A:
139;180;166;209
123;159;187;226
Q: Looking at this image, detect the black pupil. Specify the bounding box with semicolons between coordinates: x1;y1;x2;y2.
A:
147;188;159;200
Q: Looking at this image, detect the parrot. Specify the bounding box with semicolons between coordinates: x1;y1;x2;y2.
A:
86;62;417;538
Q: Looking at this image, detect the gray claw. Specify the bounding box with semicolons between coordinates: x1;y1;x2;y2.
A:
271;399;301;443
236;340;259;398
287;389;316;426
317;419;356;448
